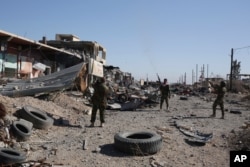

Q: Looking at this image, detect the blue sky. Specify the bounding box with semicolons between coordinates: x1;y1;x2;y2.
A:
1;0;250;84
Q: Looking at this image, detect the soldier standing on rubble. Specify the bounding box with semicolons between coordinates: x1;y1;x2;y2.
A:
159;78;171;111
209;80;227;119
90;77;109;127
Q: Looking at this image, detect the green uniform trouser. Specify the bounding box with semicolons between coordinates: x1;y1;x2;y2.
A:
212;98;224;116
160;96;169;109
91;102;106;123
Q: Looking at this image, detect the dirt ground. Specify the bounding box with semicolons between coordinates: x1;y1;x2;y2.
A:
1;91;250;167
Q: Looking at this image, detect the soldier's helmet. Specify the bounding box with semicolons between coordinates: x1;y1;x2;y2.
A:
220;81;226;87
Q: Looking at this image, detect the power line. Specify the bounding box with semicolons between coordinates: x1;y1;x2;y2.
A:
234;45;250;50
234;46;250;57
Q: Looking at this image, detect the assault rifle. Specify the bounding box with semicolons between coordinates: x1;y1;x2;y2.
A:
156;73;161;84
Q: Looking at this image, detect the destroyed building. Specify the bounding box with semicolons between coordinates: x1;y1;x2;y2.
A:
0;30;80;79
0;29;160;111
0;30;106;79
0;30;109;95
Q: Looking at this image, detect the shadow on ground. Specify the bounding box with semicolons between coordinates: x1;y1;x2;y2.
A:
99;144;132;157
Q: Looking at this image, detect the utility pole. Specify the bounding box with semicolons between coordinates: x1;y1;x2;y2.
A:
184;72;186;85
192;69;194;85
196;64;198;83
230;48;233;91
207;64;209;79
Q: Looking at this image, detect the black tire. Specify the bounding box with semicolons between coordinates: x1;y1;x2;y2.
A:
11;121;32;141
114;131;162;155
20;106;53;130
0;148;26;164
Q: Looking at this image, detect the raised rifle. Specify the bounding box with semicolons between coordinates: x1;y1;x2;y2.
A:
156;73;161;84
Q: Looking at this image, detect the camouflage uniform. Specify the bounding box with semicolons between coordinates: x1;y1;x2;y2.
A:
212;81;227;119
90;80;109;125
160;84;171;110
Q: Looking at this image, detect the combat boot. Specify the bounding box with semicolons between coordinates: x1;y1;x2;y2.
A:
89;122;94;127
220;113;224;119
210;111;216;117
210;114;215;118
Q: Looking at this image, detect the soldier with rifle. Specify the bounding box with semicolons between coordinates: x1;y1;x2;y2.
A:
157;74;171;111
209;80;227;119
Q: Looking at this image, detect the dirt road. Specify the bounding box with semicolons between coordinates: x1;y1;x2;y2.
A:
1;92;249;167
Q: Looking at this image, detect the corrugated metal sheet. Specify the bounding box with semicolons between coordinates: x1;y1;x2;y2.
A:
0;62;87;97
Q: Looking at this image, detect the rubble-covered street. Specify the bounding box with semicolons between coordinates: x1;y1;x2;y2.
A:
0;89;249;167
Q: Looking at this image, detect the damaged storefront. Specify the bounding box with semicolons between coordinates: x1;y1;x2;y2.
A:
0;30;109;96
0;30;84;81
